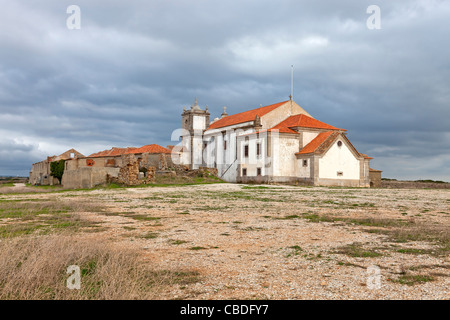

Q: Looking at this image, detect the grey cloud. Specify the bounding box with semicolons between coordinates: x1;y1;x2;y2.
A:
0;0;449;180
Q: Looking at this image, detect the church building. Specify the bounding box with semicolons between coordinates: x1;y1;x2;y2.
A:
178;98;376;187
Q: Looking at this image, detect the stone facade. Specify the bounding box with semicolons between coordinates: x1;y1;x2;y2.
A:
29;149;84;185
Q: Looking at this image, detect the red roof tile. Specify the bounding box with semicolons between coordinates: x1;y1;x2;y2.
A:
128;144;172;154
272;114;344;133
89;147;137;158
207;101;289;130
88;144;172;158
296;131;336;155
296;132;371;161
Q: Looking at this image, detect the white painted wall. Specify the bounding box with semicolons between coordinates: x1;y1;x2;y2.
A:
178;134;191;166
193;115;206;130
297;158;311;178
319;140;360;180
239;135;267;177
192;136;203;169
201;127;258;182
272;136;300;177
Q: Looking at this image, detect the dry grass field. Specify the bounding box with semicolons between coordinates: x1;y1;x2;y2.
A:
0;181;448;299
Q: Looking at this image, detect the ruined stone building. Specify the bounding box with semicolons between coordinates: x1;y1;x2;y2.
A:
30;144;177;189
62;144;176;189
178;98;380;187
29;149;84;185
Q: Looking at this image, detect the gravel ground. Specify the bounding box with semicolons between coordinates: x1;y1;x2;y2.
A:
2;183;449;299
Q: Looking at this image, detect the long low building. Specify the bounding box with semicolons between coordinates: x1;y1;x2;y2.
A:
30;144;179;189
62;144;177;189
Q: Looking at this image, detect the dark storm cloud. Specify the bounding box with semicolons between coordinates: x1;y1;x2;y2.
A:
0;0;449;180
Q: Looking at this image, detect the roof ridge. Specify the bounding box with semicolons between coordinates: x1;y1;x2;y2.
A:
272;113;345;132
207;100;289;130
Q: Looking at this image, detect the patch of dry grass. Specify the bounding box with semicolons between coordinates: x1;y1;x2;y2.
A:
0;235;200;299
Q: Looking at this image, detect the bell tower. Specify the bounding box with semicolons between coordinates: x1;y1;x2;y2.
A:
181;98;210;169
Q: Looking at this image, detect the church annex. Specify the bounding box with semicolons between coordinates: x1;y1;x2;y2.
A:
178;98;377;187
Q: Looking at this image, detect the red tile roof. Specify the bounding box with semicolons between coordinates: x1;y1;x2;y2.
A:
272;114;344;133
296;132;371;161
296;131;336;155
89;147;137;158
88;144;172;158
128;144;172;154
207;101;289;130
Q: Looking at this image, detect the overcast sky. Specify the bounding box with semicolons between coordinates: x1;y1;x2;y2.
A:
0;0;449;181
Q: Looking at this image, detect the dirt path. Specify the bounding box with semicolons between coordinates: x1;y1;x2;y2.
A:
12;183;26;188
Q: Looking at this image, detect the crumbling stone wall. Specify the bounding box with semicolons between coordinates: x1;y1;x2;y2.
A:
145;167;156;184
109;154;156;186
139;153;174;170
117;154;140;186
159;154;168;170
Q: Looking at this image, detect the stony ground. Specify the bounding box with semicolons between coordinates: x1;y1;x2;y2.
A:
1;183;449;299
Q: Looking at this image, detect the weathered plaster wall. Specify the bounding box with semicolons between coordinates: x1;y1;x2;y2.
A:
272;135;300;177
192;135;203;169
193;115;206;130
29;160;50;185
297;157;312;178
62;167;120;189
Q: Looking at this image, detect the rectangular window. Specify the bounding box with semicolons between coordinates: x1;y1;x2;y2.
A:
222;132;226;150
303;159;308;167
242;168;247;176
256;143;261;156
257;168;262;176
337;171;343;177
244;145;249;158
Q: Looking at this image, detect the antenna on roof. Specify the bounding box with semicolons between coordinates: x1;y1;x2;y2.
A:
290;65;294;115
290;65;294;101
